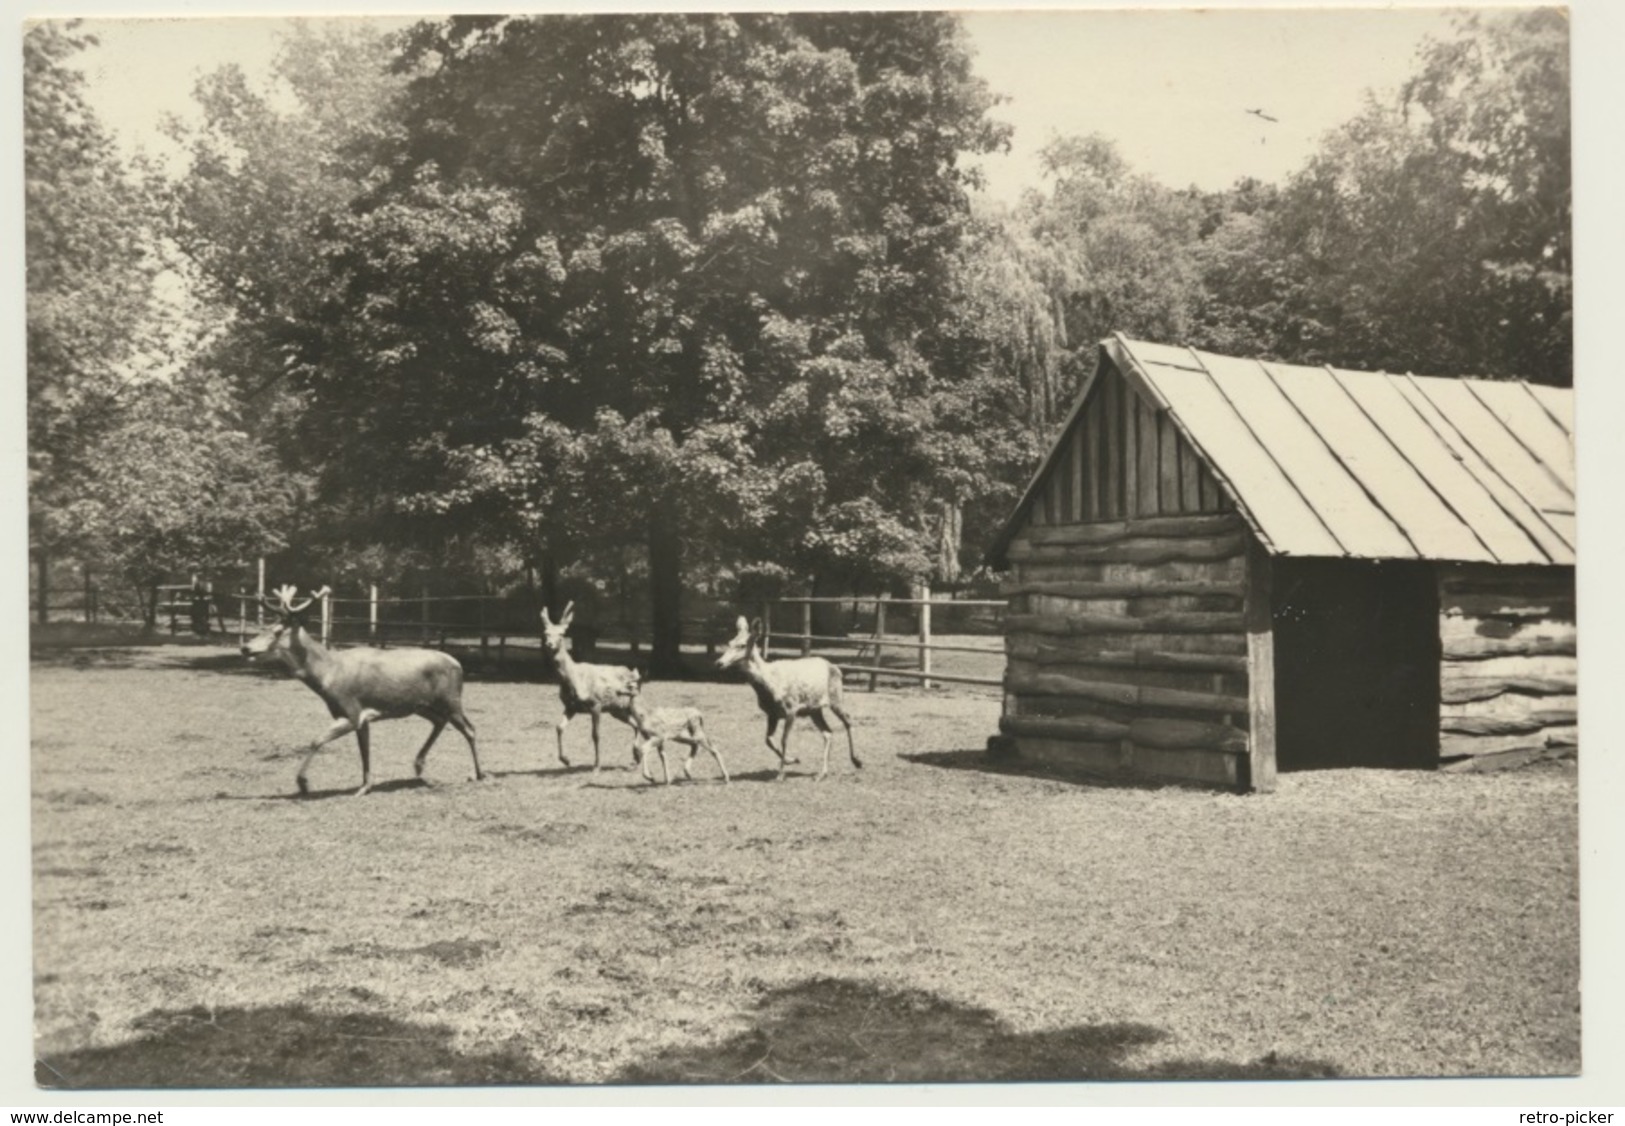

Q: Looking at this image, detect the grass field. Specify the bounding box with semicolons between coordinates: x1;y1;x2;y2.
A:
30;642;1579;1087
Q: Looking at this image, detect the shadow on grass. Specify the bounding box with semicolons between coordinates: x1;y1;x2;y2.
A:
35;1004;565;1089
39;977;1339;1089
621;977;1341;1085
901;749;1223;794
211;777;432;802
488;765;599;781
902;747;1062;778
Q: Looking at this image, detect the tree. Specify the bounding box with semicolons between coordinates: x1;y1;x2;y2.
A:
1189;10;1570;383
165;22;430;591
267;13;1008;671
1401;8;1570;382
25;21;165;608
27;22;309;620
62;366;301;625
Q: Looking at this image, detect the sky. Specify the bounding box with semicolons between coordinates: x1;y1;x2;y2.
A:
62;6;1456;202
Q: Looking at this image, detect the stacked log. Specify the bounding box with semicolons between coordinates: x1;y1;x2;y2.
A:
1436;564;1577;772
1000;511;1256;789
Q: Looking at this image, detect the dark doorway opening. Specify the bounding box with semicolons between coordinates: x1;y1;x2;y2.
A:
1272;559;1440;771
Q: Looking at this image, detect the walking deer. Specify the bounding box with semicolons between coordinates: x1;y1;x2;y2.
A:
241;585;483;796
542;602;644;772
628;700;730;785
715;616;858;781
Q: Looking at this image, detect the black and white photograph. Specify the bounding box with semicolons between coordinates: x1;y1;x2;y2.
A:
14;0;1618;1104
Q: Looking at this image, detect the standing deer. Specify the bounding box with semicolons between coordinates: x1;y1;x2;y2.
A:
628;700;730;785
542;602;644;772
241;585;483;796
715;615;858;781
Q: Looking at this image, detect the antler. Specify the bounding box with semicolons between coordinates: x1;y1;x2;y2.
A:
264;584;329;616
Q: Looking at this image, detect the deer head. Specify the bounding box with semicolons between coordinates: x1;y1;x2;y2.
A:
715;615;762;671
242;585;330;658
540;601;576;660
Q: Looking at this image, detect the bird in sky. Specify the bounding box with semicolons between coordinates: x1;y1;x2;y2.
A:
1245;108;1280;123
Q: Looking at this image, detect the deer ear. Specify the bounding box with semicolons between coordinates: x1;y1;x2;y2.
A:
750;617;765;638
540;607;552;627
560;601;575;628
734;616;748;634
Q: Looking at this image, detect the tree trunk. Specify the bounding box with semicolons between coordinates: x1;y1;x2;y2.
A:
539;552;561;618
936;500;963;585
648;503;683;678
35;549;48;625
810;573;846;637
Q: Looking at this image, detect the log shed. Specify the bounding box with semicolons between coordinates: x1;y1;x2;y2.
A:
986;336;1576;791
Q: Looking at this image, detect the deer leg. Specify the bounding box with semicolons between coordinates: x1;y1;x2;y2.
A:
764;715;798;765
296;717;356;794
353;722;373;797
636;735;656;783
590;708;603;773
692;721;728;784
447;710;483;781
626;715;644;770
554;709;573;768
412;718;447;782
810;710;835;781
777;715;796;780
831;702;860;769
675;727;699;781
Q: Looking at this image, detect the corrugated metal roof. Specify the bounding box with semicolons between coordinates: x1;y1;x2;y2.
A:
1109;337;1575;565
987;337;1575;568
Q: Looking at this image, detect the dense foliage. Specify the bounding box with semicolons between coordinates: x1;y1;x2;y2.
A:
25;22;294;620
26;11;1570;638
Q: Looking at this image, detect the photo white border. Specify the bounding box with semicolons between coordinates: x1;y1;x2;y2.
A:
3;0;1621;1111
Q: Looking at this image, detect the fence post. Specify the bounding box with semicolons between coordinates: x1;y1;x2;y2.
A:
869;596;887;692
238;591;248;648
762;602;773;656
420;584;430;644
919;584;932;690
801;600;812;657
478;595;488;660
320;589;332;647
369;584;379;646
256;557;265;627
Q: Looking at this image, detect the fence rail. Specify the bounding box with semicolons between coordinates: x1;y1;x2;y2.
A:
229;591;729;668
764;591;1008;690
34;571;1010;693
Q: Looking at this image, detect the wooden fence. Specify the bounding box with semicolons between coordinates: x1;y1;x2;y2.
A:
764;593;1007;690
229;589;728;668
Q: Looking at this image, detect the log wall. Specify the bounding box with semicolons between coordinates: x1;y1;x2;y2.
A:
1436;563;1577;772
1001;511;1260;790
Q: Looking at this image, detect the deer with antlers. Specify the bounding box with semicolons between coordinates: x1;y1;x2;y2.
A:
715;616;859;781
541;602;647;772
241;585;483;796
